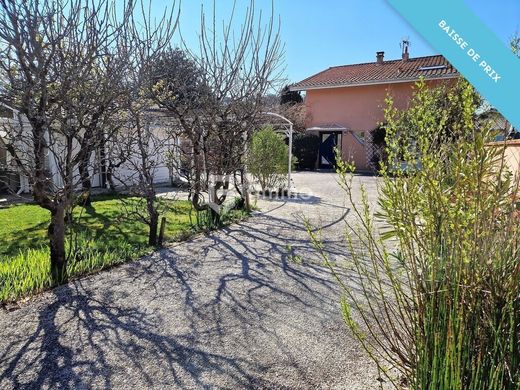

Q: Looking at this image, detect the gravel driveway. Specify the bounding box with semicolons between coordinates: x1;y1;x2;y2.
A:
0;172;384;389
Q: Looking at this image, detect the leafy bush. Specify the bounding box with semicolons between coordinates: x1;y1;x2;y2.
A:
310;79;520;388
247;126;290;191
293;133;319;170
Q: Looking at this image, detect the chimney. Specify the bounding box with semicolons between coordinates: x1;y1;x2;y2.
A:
401;39;410;61
376;51;385;64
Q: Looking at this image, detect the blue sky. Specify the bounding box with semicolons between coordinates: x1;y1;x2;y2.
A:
161;0;520;85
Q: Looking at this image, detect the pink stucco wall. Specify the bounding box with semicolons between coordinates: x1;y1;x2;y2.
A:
305;79;453;171
487;140;520;179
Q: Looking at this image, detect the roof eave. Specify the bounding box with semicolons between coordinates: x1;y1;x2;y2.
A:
290;74;459;92
307;124;348;132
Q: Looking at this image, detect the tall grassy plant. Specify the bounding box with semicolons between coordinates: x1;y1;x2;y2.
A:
0;237;150;303
310;79;520;388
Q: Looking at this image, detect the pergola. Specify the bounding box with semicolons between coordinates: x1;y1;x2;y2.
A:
261;112;293;196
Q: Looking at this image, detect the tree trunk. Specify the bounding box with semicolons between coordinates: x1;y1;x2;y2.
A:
209;207;221;227
233;170;249;211
48;206;67;283
148;196;159;246
107;163;117;192
78;157;92;207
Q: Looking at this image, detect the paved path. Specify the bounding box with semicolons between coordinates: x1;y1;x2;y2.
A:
0;172;383;389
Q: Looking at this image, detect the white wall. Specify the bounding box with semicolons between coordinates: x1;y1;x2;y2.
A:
0;103;179;193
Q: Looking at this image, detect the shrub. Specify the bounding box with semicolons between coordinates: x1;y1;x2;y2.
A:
247;126;290;191
370;125;386;146
293;133;320;170
309;79;520;388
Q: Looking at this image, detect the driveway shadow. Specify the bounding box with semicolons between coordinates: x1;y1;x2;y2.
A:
0;181;378;389
0;280;266;389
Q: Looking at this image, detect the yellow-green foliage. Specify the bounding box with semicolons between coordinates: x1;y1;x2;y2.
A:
312;79;520;389
248;126;290;191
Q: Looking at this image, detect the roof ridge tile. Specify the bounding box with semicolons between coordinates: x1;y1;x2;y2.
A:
291;55;458;91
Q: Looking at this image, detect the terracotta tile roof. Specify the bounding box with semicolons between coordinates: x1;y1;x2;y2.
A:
291;55;459;91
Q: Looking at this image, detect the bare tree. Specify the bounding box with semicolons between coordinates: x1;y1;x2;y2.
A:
73;56;128;207
147;47;213;187
0;0;173;281
275;100;308;134
108;3;178;246
109;110;175;246
151;0;284;224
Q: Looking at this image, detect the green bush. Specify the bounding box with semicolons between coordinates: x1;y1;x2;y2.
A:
310;79;520;388
293;133;319;170
247;126;290;191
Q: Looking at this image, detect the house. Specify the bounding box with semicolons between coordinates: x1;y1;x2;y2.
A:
477;107;517;140
290;44;459;171
0;102;177;195
0;103;31;193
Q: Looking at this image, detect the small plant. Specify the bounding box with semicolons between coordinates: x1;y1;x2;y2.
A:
309;79;520;388
247;126;291;192
285;244;302;264
191;198;251;231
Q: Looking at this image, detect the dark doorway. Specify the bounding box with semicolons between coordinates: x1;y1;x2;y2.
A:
318;132;341;169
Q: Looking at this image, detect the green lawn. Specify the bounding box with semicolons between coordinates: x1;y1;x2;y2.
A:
0;195;242;303
0;196;194;259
